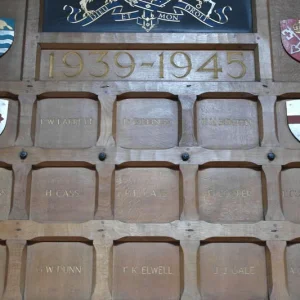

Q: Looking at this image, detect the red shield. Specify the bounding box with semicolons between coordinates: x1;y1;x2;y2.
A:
281;19;300;62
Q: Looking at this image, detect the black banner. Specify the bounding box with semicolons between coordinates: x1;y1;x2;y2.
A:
43;0;253;33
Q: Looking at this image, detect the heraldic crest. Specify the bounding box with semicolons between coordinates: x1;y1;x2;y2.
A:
281;19;300;62
0;18;15;58
64;0;233;32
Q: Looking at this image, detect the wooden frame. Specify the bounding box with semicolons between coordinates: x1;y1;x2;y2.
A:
1;0;300;299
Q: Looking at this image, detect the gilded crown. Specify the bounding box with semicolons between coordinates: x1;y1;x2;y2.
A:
293;20;300;33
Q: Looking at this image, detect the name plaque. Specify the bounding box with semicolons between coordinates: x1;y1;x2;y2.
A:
42;0;253;33
40;50;255;81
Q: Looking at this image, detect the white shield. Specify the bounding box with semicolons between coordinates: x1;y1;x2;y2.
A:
286;100;300;142
0;99;9;135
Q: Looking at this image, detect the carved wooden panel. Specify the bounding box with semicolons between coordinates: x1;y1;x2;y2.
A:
196;99;259;149
35;98;99;148
30;168;96;222
24;242;93;300
115;168;179;222
116;99;178;149
113;242;180;300
200;243;268;299
198;167;263;223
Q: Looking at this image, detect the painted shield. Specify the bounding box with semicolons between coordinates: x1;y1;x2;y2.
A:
0;18;15;58
0;99;9;135
286;100;300;142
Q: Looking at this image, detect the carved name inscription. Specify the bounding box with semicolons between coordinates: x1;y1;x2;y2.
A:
0;245;6;297
25;243;93;300
40;50;255;81
198;168;263;223
117;99;178;149
30;168;96;222
282;169;300;223
115;168;179;222
200;243;268;300
35;98;98;148
197;99;259;149
0;99;18;148
113;243;180;300
0;169;12;220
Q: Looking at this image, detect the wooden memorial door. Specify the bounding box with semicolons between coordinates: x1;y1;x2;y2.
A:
0;0;300;299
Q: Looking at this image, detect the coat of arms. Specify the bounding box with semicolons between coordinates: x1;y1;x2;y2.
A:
0;99;9;135
0;18;15;57
286;100;300;142
64;0;232;32
281;19;300;62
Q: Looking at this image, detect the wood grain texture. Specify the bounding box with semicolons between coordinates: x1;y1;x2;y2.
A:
30;168;96;222
35;98;98;148
113;243;180;300
0;169;13;220
196;99;260;149
200;243;268;300
0;0;298;299
24;242;93;300
115;168;179;222
116;98;178;149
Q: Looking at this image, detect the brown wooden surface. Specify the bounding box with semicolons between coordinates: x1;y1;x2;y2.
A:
0;0;300;299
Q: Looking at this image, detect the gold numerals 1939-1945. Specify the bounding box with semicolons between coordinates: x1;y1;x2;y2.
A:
40;50;255;81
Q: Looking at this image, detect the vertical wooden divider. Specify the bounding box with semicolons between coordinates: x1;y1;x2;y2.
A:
178;95;197;147
9;164;31;220
180;165;199;221
97;92;116;147
267;241;290;300
263;165;284;221
181;240;201;300
2;240;26;300
92;239;113;300
95;163;114;220
15;94;36;147
259;96;280;147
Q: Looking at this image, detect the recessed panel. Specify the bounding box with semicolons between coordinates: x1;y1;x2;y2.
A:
200;243;268;300
286;244;300;300
35;98;98;148
197;99;259;149
277;100;300;148
0;168;12;220
115;168;179;222
282;169;300;222
113;243;180;300
25;242;93;300
270;0;300;81
0;99;18;148
0;245;6;298
30;168;96;222
116;99;178;149
198;168;263;223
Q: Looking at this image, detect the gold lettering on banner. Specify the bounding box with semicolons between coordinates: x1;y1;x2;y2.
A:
45;190;80;198
200;118;253;126
213;266;255;275
40;118;94;126
37;265;82;274
123;118;173;126
122;266;174;275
